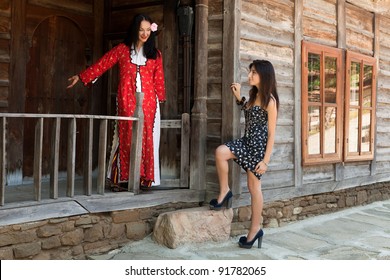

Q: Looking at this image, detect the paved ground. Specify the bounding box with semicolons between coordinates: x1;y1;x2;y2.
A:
89;200;390;260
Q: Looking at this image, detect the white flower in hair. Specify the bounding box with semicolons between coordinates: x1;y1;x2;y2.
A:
151;23;158;32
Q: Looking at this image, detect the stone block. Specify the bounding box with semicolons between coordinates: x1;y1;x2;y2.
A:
153;206;233;249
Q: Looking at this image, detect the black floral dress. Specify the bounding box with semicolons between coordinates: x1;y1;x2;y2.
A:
225;102;268;180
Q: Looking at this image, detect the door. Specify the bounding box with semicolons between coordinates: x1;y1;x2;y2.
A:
23;16;92;177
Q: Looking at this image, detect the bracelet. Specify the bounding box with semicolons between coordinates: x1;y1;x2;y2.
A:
236;96;246;105
262;160;269;167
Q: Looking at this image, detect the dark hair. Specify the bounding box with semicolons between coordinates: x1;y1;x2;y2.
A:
123;14;159;59
248;60;279;111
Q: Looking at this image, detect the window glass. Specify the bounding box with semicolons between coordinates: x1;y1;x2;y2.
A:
308;105;320;155
324;107;336;154
350;61;360;106
308;53;321;103
348;108;359;153
325;57;337;103
363;64;373;107
361;109;371;152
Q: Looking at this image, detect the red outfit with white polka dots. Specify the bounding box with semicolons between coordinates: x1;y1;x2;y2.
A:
79;43;166;183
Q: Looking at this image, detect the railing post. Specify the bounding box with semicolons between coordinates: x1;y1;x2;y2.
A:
84;118;93;195
97;119;107;194
34;118;44;201
67;118;76;197
0;117;6;206
50;117;60;199
128;92;144;194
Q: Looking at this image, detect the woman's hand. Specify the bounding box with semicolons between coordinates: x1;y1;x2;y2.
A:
255;161;268;175
67;75;80;89
230;83;241;101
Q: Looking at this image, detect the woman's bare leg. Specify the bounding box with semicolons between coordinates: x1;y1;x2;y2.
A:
246;171;263;241
215;145;236;203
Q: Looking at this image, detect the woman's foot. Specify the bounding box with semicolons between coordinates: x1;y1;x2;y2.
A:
209;190;233;210
238;229;264;249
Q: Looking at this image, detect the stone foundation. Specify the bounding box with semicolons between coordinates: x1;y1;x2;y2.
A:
0;182;389;259
231;182;390;236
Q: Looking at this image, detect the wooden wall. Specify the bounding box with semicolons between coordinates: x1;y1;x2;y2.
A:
207;0;390;203
0;0;10;110
377;15;390;175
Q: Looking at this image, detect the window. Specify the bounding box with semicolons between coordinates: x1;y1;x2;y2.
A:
344;51;376;161
301;41;343;165
301;41;377;165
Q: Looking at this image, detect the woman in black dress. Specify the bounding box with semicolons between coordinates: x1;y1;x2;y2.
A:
209;60;279;249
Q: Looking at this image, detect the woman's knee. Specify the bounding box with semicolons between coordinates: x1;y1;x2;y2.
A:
215;145;231;160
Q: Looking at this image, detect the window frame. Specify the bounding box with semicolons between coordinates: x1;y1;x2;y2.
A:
301;41;343;165
344;50;377;162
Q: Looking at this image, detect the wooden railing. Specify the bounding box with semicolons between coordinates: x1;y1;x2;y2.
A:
0;92;191;207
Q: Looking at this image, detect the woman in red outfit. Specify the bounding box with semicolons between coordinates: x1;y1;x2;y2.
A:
67;14;166;189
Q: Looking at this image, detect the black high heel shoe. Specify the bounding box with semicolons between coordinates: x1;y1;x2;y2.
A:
209;191;233;210
238;229;264;249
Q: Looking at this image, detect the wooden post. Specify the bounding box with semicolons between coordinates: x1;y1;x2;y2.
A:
190;0;208;190
50;117;60;199
294;0;304;187
222;0;241;196
34;118;43;201
84;118;93;195
0;117;6;206
129;92;144;194
335;0;346;182
67;118;76;197
97;119;108;194
180;113;190;188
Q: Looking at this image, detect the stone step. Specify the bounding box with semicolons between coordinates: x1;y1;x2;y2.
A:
153;206;233;249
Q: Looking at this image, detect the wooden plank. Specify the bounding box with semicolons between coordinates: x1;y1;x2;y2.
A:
0;200;88;227
83;118;93;195
97;119;107;194
0;117;5;206
129;92;144;194
160;120;181;128
67;118;76;197
180;113;190;188
33;118;43;201
50;117;60;199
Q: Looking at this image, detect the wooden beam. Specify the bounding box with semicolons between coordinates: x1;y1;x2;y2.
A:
180;113;190;188
222;0;241;196
336;0;346;181
294;0;303;187
190;0;208;191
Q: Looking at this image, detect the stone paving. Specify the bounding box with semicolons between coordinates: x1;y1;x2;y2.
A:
89;200;390;260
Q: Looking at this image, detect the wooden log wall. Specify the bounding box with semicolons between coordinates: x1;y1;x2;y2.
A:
239;0;295;191
208;0;390;203
0;0;10;110
377;15;390;174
